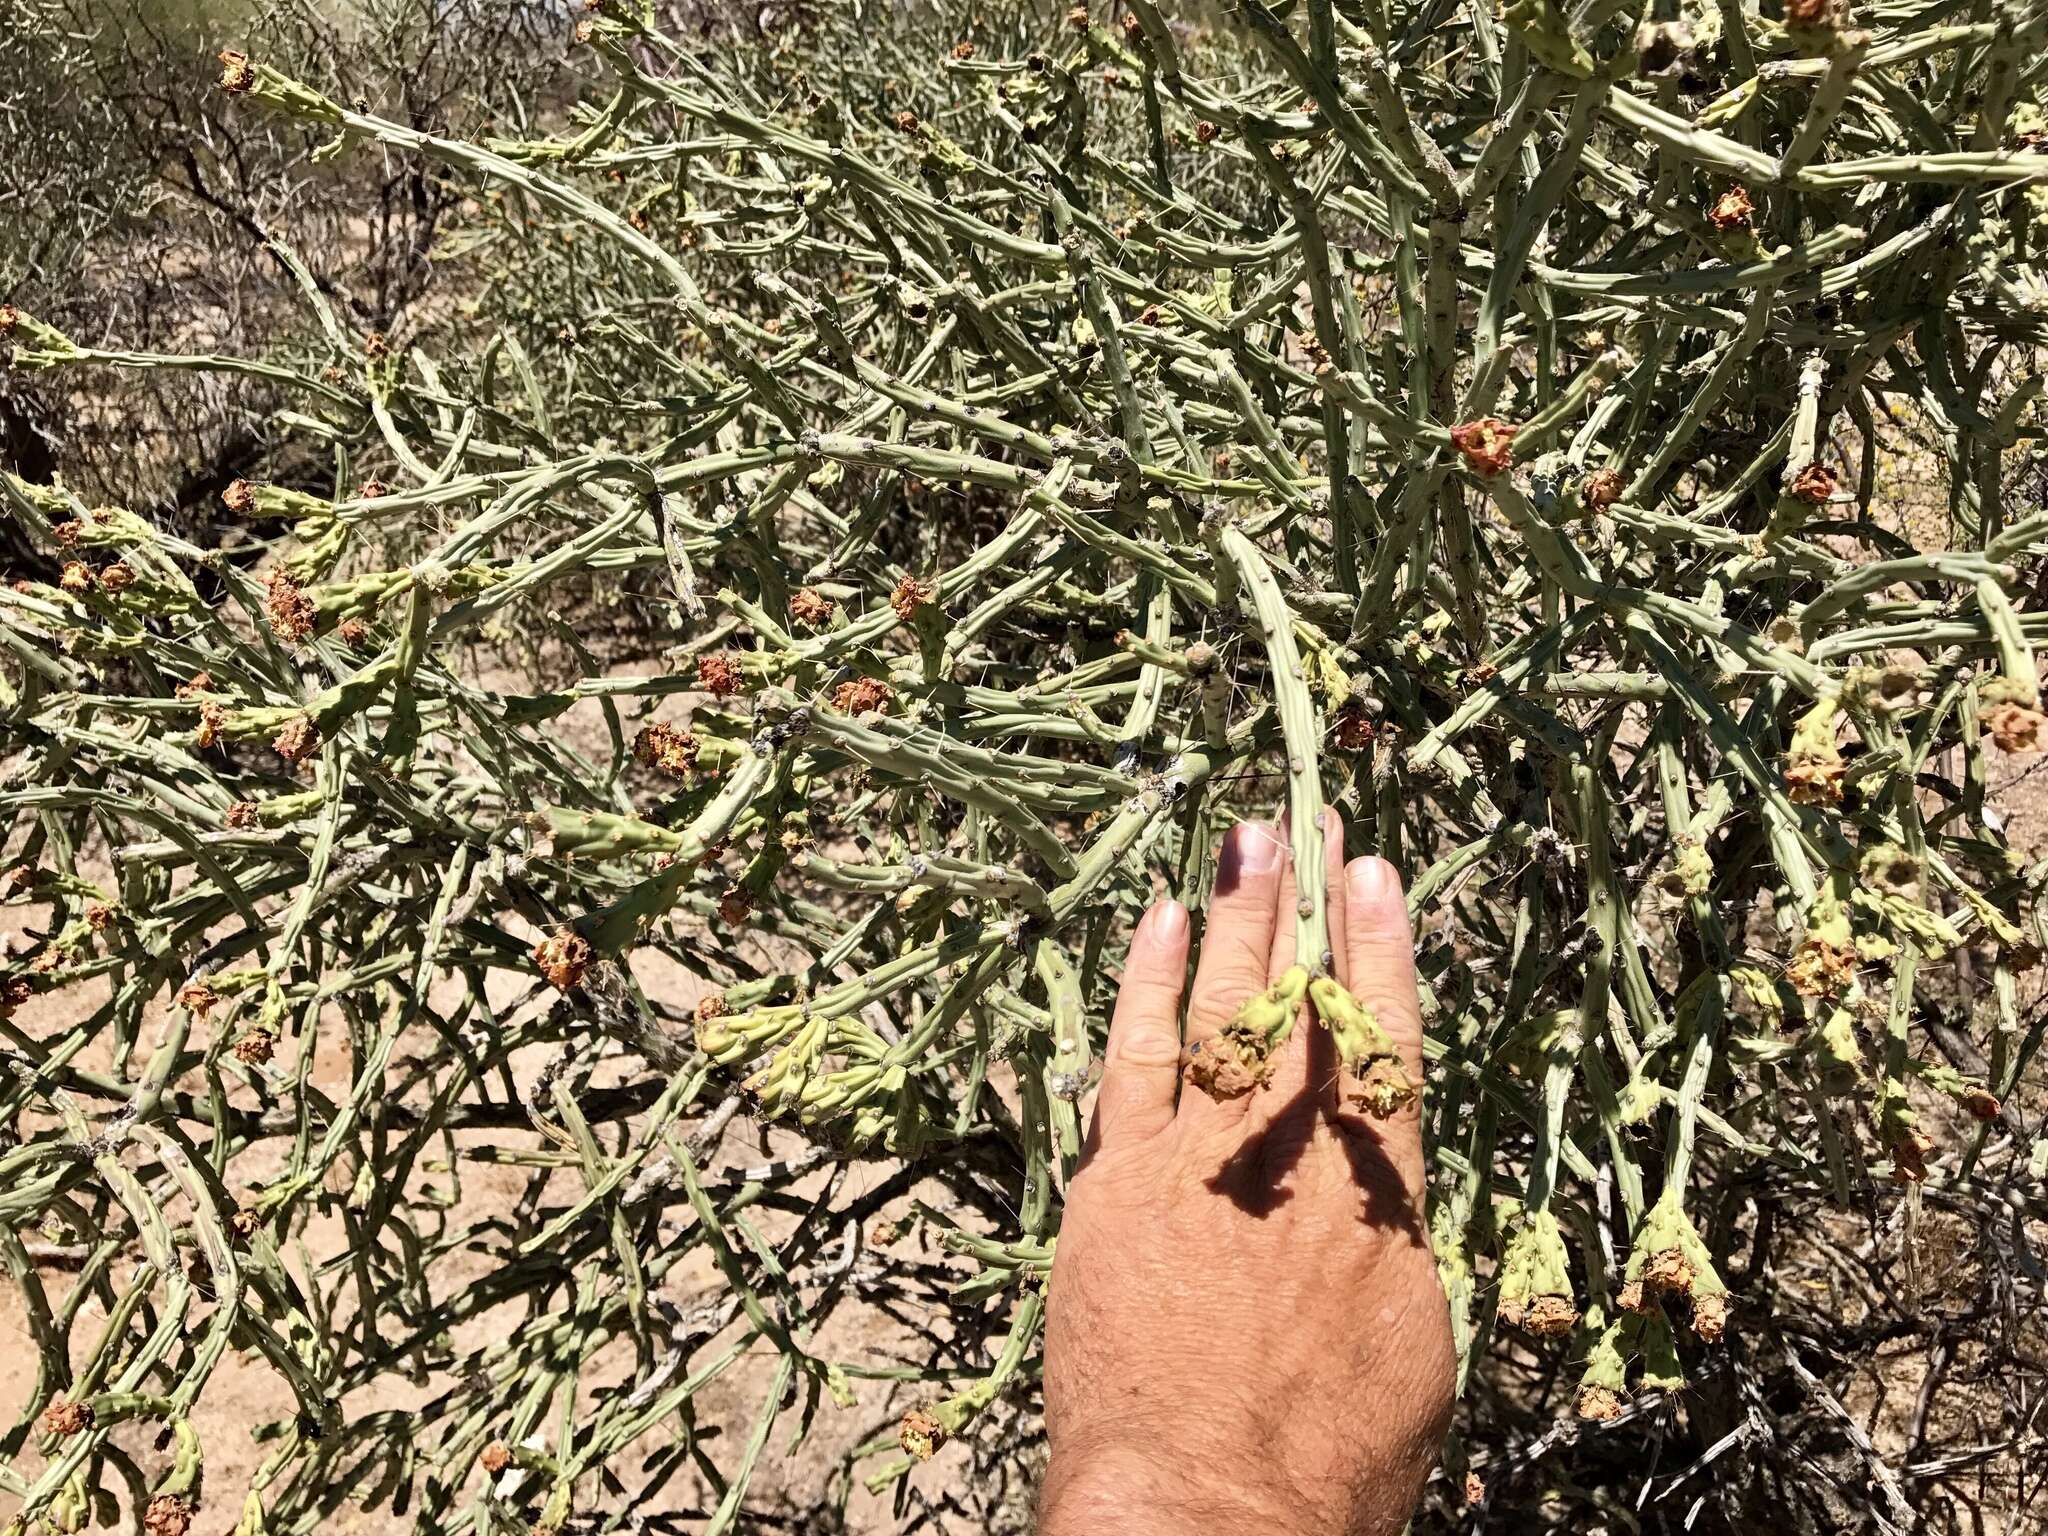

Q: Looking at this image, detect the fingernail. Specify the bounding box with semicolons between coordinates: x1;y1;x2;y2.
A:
1223;821;1285;879
1348;856;1401;907
1150;898;1189;941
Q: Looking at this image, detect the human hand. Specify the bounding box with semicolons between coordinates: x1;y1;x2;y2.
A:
1040;812;1455;1535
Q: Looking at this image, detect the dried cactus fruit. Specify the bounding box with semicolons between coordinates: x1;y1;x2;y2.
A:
1497;1209;1578;1337
1617;1192;1730;1340
1181;966;1308;1101
1309;976;1416;1118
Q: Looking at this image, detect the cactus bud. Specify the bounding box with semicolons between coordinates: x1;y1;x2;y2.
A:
533;930;592;991
1449;418;1517;476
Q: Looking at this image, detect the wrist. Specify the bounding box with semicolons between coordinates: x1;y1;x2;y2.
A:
1039;1442;1313;1536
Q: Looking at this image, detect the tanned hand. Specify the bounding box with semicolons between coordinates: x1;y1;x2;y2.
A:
1040;813;1455;1535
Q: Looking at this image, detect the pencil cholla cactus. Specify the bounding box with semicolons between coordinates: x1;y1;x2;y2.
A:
2;0;2044;1529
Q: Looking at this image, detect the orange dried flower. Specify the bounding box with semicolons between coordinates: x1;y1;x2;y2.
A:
41;1396;93;1436
53;519;82;545
533;930;592;991
178;981;222;1017
480;1441;512;1475
1576;1384;1625;1422
1066;4;1089;27
85;903;114;931
226;801;260;829
1707;186;1754;231
265;571;317;643
899;1406;947;1460
1961;1087;2002;1121
1332;707;1374;751
176;671;215;699
1787;461;1836;504
144;1494;194;1536
196;701;227;750
222;479;257;513
338;617;369;647
696;653;746;699
217;49;255;93
235;1028;276;1065
1194;119;1220;143
951;40;975;58
789;587;836;627
357;478;389;500
1786;937;1855;998
1982;701;2046;753
633;721;700;778
716;885;753;926
890;574;938;621
59;561;92;593
363;331;390;362
273;715;320;763
1581;467;1624;511
831;677;893;715
894;110;919;132
1783;757;1845;805
1449;418;1517;476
